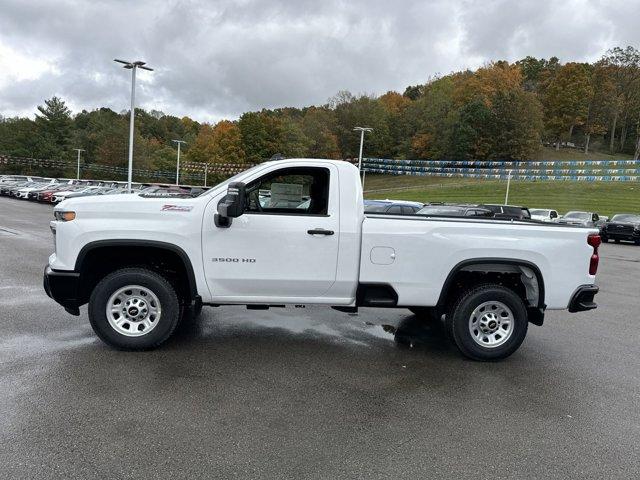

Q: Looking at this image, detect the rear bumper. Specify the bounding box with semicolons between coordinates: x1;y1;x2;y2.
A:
568;284;599;313
43;266;81;315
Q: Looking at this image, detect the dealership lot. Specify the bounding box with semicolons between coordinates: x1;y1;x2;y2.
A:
1;198;639;479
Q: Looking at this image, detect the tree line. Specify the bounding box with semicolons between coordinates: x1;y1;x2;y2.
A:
2;46;640;179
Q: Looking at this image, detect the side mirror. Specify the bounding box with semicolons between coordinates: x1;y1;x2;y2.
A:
215;182;246;227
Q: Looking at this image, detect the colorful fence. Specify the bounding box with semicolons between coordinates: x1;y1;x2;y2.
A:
4;154;640;183
0;155;254;183
361;158;640;182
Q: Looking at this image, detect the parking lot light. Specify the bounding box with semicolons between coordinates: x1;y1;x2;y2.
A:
172;140;186;186
505;169;513;205
114;59;154;192
353;127;373;186
73;149;85;180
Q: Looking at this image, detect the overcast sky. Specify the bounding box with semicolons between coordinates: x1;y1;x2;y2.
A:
0;0;639;123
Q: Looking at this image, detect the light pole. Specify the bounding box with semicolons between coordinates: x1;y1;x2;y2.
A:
172;140;186;185
353;127;373;174
505;169;513;205
73;148;85;180
114;59;153;192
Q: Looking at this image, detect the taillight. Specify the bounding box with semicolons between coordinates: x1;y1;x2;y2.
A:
587;234;601;275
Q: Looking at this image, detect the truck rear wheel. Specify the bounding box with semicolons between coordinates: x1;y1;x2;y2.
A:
446;284;528;361
88;268;180;350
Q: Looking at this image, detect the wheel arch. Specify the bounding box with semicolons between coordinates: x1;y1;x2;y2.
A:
75;240;198;306
437;258;546;324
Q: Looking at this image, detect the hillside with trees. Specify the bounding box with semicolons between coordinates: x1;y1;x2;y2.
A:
2;46;640;178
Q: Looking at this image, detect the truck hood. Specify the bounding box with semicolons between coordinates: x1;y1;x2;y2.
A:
55;191;200;216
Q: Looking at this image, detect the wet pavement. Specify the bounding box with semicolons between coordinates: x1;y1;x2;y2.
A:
1;197;639;479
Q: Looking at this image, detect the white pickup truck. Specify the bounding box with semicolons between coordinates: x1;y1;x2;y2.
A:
44;159;601;360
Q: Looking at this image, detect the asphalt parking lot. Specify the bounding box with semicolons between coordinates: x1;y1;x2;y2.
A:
1;197;639;479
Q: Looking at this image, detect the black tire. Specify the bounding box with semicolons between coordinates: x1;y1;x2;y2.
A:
601;236;608;243
408;307;443;323
88;268;180;350
635;239;640;246
615;239;621;243
445;284;528;361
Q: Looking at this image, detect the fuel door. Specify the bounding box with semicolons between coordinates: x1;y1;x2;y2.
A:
370;246;396;265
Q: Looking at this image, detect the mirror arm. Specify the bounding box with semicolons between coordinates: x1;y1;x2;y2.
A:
214;213;232;228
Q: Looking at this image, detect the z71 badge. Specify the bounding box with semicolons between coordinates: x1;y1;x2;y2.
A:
161;205;193;212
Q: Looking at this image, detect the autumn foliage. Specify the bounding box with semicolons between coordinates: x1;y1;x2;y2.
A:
2;46;640;173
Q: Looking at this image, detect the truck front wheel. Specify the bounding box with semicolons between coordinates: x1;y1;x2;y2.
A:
88;268;180;350
446;284;528;361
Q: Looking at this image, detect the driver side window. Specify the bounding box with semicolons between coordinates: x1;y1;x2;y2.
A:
244;167;330;215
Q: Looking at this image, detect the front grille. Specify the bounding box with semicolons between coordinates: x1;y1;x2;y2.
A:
609;224;634;234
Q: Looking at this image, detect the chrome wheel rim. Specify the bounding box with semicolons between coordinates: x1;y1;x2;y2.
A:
106;285;161;337
468;301;514;348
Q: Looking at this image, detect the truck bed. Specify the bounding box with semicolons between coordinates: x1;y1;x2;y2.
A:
360;213;597;309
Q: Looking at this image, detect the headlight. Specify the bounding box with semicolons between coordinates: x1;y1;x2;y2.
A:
54;211;76;221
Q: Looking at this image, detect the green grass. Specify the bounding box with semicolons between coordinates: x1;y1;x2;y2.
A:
363;173;477;191
364;178;640;217
535;146;634;161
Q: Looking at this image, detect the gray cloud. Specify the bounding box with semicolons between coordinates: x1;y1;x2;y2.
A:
0;0;638;122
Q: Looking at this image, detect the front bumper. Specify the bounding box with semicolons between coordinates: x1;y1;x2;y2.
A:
43;266;81;316
602;230;640;241
568;285;599;313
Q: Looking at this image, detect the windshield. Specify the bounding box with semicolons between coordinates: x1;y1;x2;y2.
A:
199;164;265;196
611;214;640;223
364;203;391;212
417;206;465;216
564;212;590;219
529;209;549;216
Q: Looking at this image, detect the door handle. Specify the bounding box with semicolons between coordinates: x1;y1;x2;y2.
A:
307;228;334;236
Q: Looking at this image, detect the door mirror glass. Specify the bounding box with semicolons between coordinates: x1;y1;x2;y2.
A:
218;182;246;218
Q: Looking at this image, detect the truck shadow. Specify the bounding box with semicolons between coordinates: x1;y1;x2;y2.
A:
171;307;457;359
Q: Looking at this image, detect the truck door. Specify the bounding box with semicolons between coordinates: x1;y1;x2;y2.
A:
202;164;340;301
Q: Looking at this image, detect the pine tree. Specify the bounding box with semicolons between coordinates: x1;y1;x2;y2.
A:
34;96;72;159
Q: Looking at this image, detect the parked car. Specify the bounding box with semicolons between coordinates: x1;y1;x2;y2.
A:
44;159;600;361
600;214;640;245
364;199;424;214
416;204;494;217
103;188;130;195
15;180;58;199
35;184;72;202
0;180;22;194
558;211;603;228
530;208;559;222
64;186;112;199
139;185;194;197
52;186;90;203
1;181;35;196
26;182;69;201
0;175;37;184
480;204;531;220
